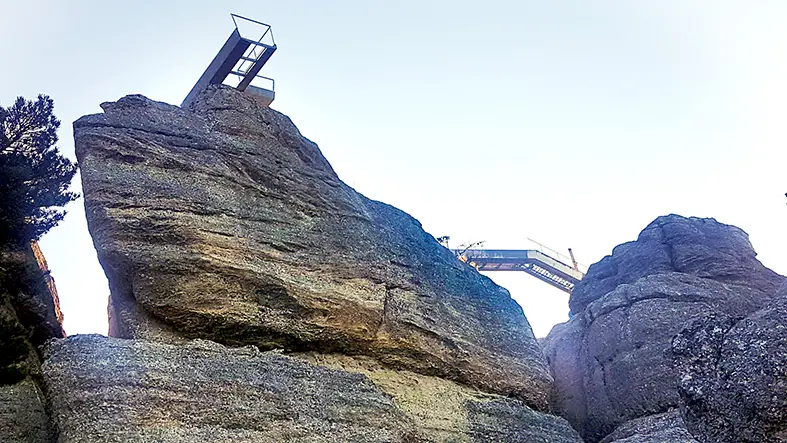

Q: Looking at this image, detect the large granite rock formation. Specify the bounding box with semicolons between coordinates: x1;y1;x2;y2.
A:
543;215;784;442
569;215;782;315
43;335;420;442
673;292;787;443
74;86;551;408
43;334;582;443
0;242;64;442
69;85;583;441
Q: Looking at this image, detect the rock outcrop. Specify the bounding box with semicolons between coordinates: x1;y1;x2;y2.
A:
43;334;582;443
543;215;784;442
0;242;64;442
74;86;551;408
569;215;782;315
68;85;582;441
599;411;697;443
44;335;420;442
673;292;787;443
63;87;787;442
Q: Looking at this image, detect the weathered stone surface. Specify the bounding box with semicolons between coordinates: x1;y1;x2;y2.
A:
570;214;782;314
465;397;583;442
543;215;784;442
544;273;774;441
599;411;697;443
0;243;65;371
0;242;63;440
44;334;422;442
301;353;583;442
673;293;787;443
74;85;551;407
44;334;583;443
0;379;52;443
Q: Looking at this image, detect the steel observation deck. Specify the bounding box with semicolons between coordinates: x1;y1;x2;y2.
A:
453;248;585;293
182;14;277;108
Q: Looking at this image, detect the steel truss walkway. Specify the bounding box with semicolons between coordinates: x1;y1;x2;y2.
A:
453;248;585;293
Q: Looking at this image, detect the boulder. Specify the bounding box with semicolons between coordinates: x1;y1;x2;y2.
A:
570;214;782;314
44;335;419;442
74;85;552;408
673;292;787;443
599;411;697;443
0;380;52;443
300;352;583;442
543;215;784;441
43;334;583;443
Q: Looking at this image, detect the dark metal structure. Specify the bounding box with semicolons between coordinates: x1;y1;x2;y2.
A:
182;14;277;108
454;247;585;293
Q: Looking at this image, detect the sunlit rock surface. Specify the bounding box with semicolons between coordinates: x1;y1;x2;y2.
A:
43;335;420;443
43;334;583;443
64;85;590;441
74;86;553;407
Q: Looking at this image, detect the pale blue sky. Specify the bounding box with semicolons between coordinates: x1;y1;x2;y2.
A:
2;1;786;337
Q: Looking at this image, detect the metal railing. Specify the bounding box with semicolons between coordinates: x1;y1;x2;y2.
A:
527;238;587;273
229;13;276;92
231;13;275;46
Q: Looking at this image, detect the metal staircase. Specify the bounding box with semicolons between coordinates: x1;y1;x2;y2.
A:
182;14;277;108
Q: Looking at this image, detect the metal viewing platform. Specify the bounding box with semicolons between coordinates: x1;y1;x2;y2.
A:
454;242;585;293
182;14;277;108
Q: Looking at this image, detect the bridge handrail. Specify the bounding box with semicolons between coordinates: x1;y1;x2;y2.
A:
526;238;587;273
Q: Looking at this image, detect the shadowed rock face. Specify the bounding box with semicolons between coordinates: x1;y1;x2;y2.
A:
673;293;787;443
74;85;552;409
543;215;784;442
570;215;783;315
0;243;64;442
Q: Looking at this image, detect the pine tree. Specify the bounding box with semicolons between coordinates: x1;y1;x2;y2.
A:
0;95;78;246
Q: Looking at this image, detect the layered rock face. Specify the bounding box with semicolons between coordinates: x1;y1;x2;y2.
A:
44;335;420;442
68;85;582;442
43;335;582;443
0;242;64;442
543;215;785;442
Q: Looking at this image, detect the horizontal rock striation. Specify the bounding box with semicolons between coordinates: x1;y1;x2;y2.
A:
43;335;420;442
44;334;583;443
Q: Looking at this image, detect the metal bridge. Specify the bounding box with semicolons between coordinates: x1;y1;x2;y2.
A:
453;243;585;293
